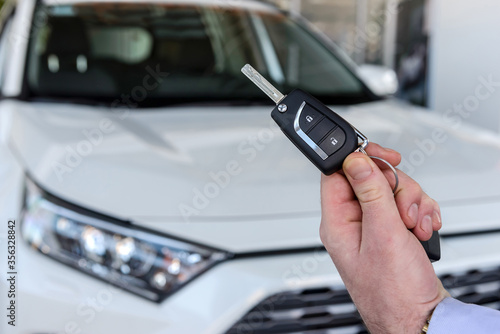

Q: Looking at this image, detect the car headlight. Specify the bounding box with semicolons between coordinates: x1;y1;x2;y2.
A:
21;177;230;302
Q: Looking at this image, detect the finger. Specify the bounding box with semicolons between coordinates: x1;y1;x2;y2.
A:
381;168;443;241
320;173;362;255
413;195;442;241
365;143;401;191
342;152;403;236
364;142;402;167
386;169;424;230
321;172;355;206
320;173;361;234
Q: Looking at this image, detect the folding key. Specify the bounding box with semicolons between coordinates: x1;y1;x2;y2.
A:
242;64;368;175
241;64;441;262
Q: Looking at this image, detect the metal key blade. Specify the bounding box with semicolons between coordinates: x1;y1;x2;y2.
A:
241;64;285;104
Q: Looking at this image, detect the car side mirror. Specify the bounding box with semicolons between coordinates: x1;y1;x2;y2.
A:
357;64;398;96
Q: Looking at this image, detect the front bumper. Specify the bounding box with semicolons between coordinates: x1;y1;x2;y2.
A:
2;231;500;334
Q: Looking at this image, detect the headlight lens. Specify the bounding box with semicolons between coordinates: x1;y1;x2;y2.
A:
21;178;230;302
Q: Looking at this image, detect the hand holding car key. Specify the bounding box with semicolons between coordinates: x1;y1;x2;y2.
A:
241;64;440;262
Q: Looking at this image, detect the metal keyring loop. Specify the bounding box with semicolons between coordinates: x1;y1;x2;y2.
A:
359;148;399;194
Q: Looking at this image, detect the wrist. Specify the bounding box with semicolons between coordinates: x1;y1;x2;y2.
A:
416;286;450;334
359;287;448;334
356;300;437;334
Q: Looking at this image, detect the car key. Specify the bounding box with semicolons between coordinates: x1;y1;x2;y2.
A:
242;64;366;176
241;64;441;262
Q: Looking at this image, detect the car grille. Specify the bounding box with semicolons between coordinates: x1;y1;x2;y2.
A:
225;266;500;334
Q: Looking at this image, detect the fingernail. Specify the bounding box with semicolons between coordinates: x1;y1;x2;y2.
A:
421;215;432;235
434;211;442;227
408;203;419;225
345;157;373;180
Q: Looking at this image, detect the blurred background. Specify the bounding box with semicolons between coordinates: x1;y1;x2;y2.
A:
271;0;500;133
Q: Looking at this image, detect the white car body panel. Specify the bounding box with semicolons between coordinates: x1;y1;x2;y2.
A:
3;98;500;252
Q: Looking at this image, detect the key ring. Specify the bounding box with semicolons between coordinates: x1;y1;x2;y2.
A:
359;148;399;194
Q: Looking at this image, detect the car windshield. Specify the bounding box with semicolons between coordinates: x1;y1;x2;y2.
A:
26;1;373;107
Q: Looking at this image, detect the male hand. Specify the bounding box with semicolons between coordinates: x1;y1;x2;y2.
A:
319;143;449;334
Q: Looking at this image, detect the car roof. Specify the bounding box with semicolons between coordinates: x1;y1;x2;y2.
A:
42;0;280;13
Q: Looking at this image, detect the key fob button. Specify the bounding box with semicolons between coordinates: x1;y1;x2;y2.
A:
308;117;336;143
299;104;323;133
320;127;346;156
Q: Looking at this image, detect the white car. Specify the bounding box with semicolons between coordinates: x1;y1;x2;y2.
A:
1;0;500;333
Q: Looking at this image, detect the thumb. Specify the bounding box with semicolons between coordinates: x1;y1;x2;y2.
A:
343;153;403;235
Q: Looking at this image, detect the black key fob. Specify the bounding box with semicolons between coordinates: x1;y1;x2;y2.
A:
271;89;364;175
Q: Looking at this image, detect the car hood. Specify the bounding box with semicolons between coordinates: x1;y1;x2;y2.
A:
5;99;500;252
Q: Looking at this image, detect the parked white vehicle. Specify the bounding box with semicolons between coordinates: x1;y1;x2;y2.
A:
1;0;500;333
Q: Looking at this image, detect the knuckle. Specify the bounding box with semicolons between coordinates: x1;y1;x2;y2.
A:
411;181;423;195
404;179;423;197
432;199;441;211
357;187;385;204
394;172;422;198
421;195;435;209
